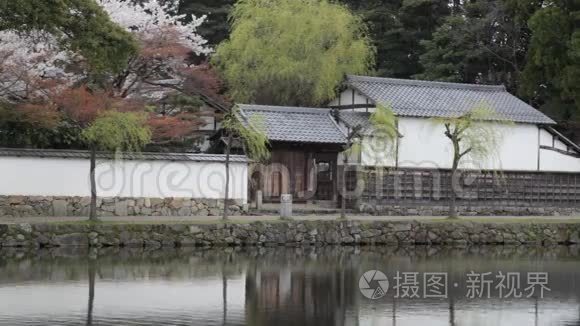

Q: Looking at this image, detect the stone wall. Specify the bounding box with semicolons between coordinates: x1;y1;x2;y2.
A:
0;196;246;218
1;220;580;248
356;203;580;217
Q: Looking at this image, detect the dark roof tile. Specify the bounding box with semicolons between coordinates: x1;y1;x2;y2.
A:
237;104;347;144
346;75;555;124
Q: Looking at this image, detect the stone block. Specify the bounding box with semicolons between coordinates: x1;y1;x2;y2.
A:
280;194;293;219
53;233;89;246
115;201;128;216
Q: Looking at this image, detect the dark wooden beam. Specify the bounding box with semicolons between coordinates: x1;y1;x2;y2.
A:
328;104;373;110
540;145;580;158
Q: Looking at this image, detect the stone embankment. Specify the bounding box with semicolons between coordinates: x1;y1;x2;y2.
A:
0;196;245;218
1;220;580;248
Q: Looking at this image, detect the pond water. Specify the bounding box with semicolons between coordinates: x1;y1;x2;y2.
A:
0;246;579;326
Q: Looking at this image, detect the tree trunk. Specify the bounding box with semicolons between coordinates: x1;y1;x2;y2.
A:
89;146;99;222
448;296;456;326
222;264;227;326
340;151;348;220
449;159;459;219
223;133;233;221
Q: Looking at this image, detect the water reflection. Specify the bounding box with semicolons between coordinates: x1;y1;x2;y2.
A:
0;246;579;326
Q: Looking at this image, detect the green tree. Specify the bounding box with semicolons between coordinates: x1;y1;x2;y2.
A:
435;107;508;219
342;0;450;78
0;0;138;73
341;104;398;219
521;1;580;118
83;111;152;221
213;0;375;106
417;0;540;93
222;107;270;220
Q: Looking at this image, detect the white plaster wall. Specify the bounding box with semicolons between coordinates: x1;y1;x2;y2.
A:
554;138;568;151
539;128;553;146
328;88;371;109
0;157;248;203
539;149;580;172
361;117;540;171
360;136;397;166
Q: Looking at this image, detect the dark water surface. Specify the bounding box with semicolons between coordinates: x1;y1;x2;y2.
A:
1;246;580;326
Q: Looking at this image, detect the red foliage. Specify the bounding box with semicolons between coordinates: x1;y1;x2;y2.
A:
183;64;231;108
53;86;148;126
13;102;60;129
138;27;191;60
148;112;208;141
54;87;115;126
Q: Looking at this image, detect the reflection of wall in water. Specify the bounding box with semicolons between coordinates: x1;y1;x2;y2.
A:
244;264;360;326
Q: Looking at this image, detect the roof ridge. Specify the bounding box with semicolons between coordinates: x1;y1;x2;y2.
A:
237;104;331;114
347;75;506;92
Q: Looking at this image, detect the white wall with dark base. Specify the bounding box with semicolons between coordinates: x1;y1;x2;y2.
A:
0;151;248;217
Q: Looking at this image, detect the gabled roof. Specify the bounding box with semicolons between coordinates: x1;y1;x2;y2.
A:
344;75;555;125
237;104;346;144
0;148;249;163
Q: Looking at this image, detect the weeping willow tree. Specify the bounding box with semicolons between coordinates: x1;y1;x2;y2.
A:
341;104;398;219
213;0;375;106
221;107;270;220
434;106;510;219
82;111;152;221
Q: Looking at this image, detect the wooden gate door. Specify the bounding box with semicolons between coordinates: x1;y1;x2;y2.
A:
314;153;337;201
265;150;307;202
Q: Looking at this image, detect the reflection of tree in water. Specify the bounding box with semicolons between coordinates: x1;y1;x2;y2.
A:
2;245;580;325
87;256;96;326
244;247;361;326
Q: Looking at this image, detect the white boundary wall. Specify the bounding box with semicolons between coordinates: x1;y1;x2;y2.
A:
0;156;248;204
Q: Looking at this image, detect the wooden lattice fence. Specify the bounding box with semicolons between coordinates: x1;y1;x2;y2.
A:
344;167;580;207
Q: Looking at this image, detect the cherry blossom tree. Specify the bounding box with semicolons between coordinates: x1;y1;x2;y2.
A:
0;0;217;149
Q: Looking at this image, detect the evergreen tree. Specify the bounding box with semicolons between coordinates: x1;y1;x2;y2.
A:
521;0;580;118
341;0;449;78
417;0;539;93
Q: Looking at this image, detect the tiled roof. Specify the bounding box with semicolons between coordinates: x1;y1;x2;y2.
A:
339;111;371;129
0;148;249;163
345;75;555;124
237;104;347;144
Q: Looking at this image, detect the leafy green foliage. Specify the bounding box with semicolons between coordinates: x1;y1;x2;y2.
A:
82;111;152;152
434;105;512;218
417;0;538;92
0;0;138;73
521;2;580;114
434;106;512;169
223;107;270;162
369;104;398;140
344;104;398;165
342;0;450;78
213;0;375;106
